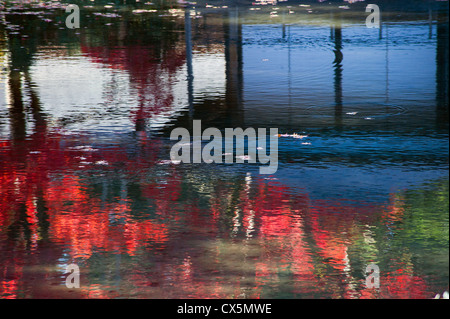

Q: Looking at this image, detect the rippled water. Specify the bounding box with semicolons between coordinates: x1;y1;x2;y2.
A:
0;1;448;299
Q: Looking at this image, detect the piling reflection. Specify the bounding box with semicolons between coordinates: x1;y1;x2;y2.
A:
331;9;343;127
0;1;448;299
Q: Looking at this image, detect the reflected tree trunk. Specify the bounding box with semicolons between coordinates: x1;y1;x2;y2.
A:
6;18;38;141
429;5;433;39
24;72;47;134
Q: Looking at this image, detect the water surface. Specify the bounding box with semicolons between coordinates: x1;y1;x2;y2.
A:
0;1;448;299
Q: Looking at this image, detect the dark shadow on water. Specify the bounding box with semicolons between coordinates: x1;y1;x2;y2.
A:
0;1;448;299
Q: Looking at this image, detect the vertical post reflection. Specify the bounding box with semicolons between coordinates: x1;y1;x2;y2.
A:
330;9;334;40
288;24;292;129
185;6;194;121
6;14;40;142
436;9;449;127
385;22;389;104
224;6;243;127
429;5;433;39
332;12;343;128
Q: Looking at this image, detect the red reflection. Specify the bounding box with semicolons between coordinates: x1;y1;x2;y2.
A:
381;273;429;299
0;129;440;299
0;40;439;298
81;43;185;129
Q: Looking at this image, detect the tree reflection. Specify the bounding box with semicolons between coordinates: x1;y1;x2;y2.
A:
1;3;448;299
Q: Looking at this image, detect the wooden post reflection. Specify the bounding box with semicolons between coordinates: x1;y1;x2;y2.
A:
379;8;382;40
8;69;26;141
429;5;433;39
332;13;343;128
224;6;243;127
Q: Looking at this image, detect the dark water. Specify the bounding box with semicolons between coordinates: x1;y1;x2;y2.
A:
0;1;448;298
